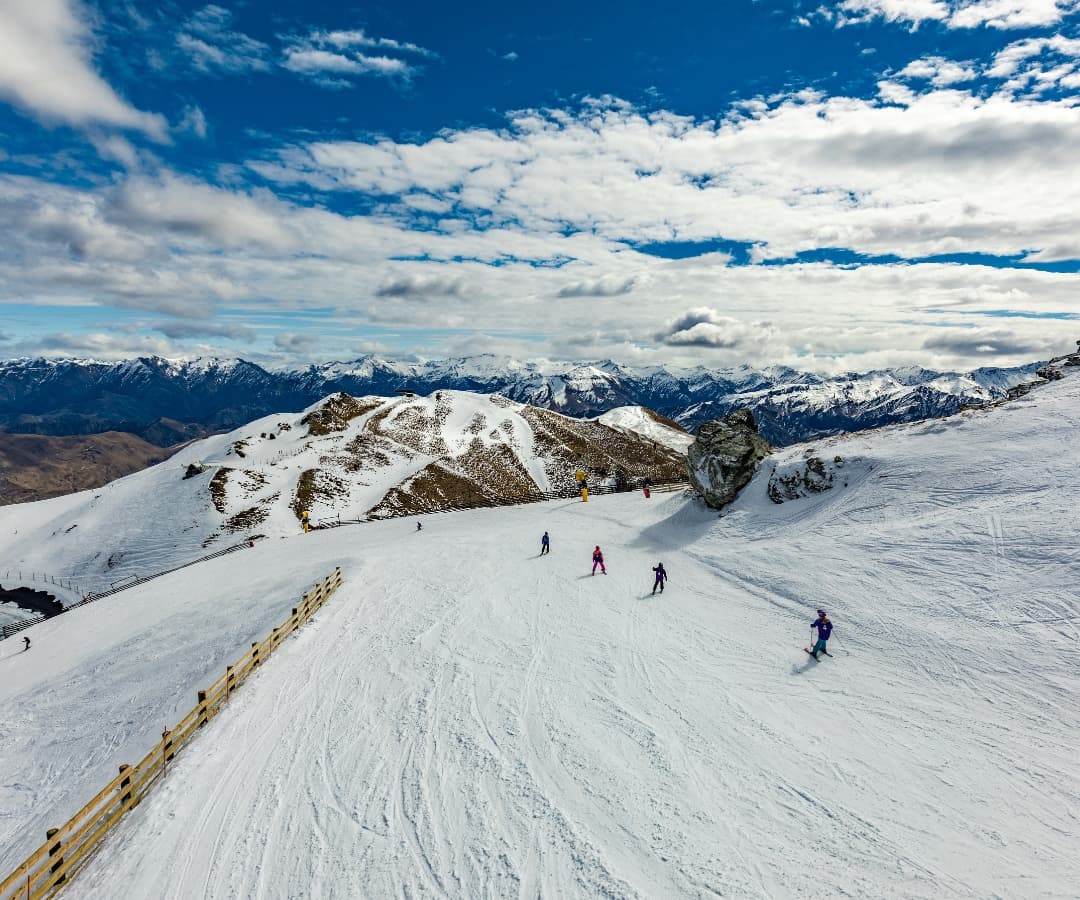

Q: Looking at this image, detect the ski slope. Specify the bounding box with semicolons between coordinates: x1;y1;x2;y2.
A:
2;376;1079;897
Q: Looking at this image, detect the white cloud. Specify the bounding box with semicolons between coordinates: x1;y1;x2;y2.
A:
280;28;429;84
3;66;1080;372
177;5;270;75
898;55;978;85
176;105;209;139
281;48;410;78
274;332;317;352
0;0;167;138
311;29;435;58
834;0;1080;28
256;91;1080;268
837;0;950;26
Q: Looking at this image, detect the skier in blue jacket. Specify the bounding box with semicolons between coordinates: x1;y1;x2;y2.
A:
809;609;833;659
651;562;667;595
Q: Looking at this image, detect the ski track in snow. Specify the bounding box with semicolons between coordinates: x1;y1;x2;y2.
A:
2;378;1079;898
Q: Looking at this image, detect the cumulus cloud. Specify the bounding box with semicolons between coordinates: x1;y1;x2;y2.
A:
274;333;317;352
0;0;168;138
256;91;1080;268
898;55;978;85
3;63;1079;373
177;5;270;74
557;275;636;297
656;308;777;350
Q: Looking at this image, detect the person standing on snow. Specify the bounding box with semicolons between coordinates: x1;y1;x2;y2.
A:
23;635;30;651
540;531;550;555
651;562;667;595
416;521;422;532
591;546;606;575
808;609;833;659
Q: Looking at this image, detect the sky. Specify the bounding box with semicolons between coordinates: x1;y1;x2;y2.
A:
1;0;1079;373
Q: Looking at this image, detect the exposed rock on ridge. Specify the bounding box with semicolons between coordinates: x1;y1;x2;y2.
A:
687;409;771;510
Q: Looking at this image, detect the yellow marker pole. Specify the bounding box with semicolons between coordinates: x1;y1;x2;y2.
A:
581;487;588;502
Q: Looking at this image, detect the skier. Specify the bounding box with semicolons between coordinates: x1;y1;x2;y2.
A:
591;545;606;575
807;609;833;659
416;521;422;532
22;635;30;651
651;562;667;594
540;531;550;555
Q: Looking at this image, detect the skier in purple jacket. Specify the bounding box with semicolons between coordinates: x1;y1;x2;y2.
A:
809;610;833;659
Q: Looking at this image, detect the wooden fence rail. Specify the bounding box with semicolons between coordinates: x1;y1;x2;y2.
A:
1;539;260;642
314;478;692;529
0;566;343;900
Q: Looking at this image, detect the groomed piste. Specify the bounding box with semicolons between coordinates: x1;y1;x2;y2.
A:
1;374;1078;898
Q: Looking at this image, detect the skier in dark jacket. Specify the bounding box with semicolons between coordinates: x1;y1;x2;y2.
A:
23;635;30;651
540;531;550;555
651;563;667;595
809;610;833;659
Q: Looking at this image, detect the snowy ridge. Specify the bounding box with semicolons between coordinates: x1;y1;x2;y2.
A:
0;390;686;598
0;372;1078;896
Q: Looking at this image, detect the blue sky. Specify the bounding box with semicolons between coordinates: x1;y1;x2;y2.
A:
1;0;1079;372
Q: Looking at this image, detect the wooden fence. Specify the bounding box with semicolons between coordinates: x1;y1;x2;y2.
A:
0;566;344;900
314;477;691;529
1;539;260;642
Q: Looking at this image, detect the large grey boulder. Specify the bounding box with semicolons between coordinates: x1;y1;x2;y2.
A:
687;408;772;510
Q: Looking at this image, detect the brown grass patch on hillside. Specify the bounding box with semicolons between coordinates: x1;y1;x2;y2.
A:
292;468;317;519
224;504;270;532
379;402;449;456
451;439;540;498
292;467;348;519
302;393;381;436
336;433;401;472
368;462;496;518
523;406;687;490
209;467;230;514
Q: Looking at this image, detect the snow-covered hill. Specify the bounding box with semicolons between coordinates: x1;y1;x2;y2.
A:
0;391;686;599
0;372;1077;897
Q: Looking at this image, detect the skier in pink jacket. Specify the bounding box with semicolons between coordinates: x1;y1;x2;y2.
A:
592;546;606;575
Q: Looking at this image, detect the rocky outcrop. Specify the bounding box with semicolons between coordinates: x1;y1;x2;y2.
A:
687;409;771;510
768;455;845;503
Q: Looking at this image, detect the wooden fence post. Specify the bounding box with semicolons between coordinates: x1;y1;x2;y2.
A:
226;665;234;702
252;642;261;667
46;828;65;885
197;691;209;727
162;727;173;777
118;764;132;810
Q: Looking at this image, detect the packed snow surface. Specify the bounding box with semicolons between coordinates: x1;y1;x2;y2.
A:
2;377;1079;897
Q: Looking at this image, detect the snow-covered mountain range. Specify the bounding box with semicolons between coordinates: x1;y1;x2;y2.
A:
0;355;1076;897
0;354;1041;447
